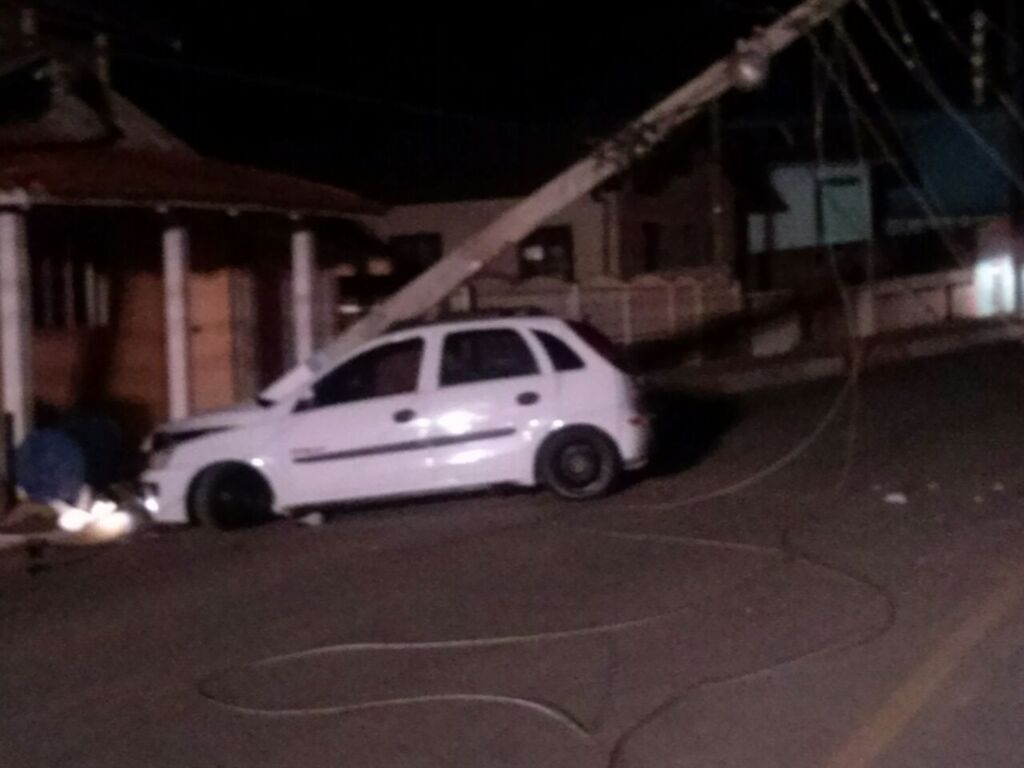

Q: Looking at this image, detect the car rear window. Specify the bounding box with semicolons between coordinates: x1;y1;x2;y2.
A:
567;321;624;370
533;330;585;372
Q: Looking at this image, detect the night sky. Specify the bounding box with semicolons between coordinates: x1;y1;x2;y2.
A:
24;0;1021;202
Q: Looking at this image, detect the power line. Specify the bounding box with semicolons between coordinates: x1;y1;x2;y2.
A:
854;0;1024;194
114;49;571;129
912;0;1024;134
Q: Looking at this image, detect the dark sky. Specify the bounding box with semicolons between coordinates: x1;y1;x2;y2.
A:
26;0;1020;201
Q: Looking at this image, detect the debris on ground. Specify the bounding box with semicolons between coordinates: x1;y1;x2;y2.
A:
298;512;326;527
974;495;985;505
992;482;1006;493
884;492;909;505
927;481;940;492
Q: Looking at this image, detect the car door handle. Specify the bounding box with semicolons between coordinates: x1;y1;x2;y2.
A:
517;391;540;406
393;409;416;423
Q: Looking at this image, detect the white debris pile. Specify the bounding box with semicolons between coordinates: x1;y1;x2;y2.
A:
52;497;137;540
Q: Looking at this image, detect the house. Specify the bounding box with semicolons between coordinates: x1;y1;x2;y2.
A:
360;128;745;345
0;13;383;447
734;109;1024;354
739;109;1021;292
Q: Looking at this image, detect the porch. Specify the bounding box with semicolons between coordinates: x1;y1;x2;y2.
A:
0;146;383;447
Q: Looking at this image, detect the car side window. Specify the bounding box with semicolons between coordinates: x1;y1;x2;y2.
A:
533;330;585;372
311;338;424;408
440;329;539;387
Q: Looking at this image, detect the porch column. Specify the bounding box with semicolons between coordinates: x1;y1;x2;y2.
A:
0;210;32;443
290;226;316;364
162;224;191;420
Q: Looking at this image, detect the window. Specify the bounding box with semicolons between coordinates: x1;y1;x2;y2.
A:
390;233;443;274
312;338;423;408
518;225;574;280
31;258;109;330
533;330;585;372
441;329;538;387
642;222;663;272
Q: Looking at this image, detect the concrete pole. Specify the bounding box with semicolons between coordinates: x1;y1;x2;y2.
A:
0;210;32;443
290;227;316;364
162;224;191;421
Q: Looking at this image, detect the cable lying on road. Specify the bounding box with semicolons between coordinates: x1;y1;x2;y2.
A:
631;378;856;512
196;525;896;765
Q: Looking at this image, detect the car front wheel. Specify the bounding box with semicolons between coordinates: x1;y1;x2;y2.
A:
190;463;274;530
539;426;621;500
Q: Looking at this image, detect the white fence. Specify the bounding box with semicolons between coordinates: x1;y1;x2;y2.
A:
464;265;1015;362
470;272;742;345
751;265;1022;358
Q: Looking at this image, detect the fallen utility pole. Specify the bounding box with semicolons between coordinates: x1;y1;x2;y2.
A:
264;0;855;399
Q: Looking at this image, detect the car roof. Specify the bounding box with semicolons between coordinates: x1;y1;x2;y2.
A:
386;309;567;336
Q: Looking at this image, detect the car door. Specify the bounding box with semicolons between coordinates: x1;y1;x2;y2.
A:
418;326;556;489
279;335;433;507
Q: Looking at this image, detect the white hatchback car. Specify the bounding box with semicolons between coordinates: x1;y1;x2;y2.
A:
141;313;650;528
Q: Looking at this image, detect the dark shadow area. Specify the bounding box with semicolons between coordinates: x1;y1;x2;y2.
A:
311;483;537;526
641;388;742;479
624;287;852;375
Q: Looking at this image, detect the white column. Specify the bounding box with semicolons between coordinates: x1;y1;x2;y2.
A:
0;211;32;443
83;261;97;327
162;224;190;420
290;227;315;364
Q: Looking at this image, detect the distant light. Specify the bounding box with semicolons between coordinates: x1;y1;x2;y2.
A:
250;457;266;469
143;494;160;515
974;253;1017;316
551;419;565;430
522;245;545;263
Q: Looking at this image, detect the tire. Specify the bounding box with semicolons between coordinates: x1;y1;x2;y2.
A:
538;426;621;500
190;463;274;530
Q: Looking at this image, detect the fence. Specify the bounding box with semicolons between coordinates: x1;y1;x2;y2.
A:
460;266;1014;362
750;266;1021;358
470;272;742;345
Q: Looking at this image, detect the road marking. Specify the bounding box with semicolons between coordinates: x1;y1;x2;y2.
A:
824;563;1024;768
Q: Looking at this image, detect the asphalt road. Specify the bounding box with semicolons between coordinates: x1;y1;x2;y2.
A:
3;343;1024;767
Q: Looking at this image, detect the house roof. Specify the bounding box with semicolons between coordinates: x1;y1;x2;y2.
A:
0;46;382;218
0;146;384;217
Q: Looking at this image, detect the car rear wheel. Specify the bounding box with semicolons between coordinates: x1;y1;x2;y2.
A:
190;463;274;530
539;426;621;500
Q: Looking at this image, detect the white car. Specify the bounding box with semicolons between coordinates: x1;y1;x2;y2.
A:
141;313;650;528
